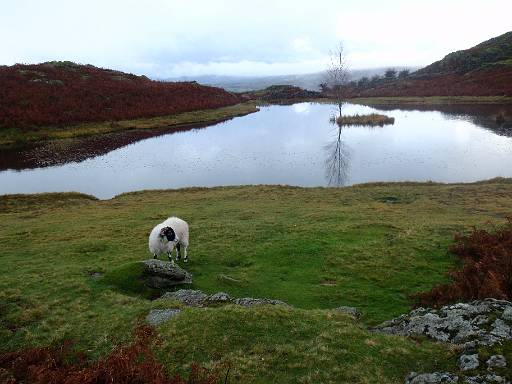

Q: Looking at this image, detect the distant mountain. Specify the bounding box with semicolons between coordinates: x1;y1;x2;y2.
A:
165;68;411;92
347;31;512;97
0;61;240;128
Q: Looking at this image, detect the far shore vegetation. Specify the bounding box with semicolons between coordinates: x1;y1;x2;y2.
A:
0;103;259;147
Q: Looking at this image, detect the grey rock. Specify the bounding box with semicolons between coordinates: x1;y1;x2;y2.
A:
405;372;459;383
207;292;232;303
146;309;181;326
459;354;480;371
374;299;512;348
160;289;208;306
334;306;361;319
502;306;512;321
486;355;507;369
463;377;483;384
233;297;289;307
491;319;512;339
485;374;509;383
141;259;192;289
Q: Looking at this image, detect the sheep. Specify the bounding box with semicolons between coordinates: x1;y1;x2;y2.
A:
149;217;189;264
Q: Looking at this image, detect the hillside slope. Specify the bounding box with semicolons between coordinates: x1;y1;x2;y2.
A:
347;31;512;97
0;61;241;129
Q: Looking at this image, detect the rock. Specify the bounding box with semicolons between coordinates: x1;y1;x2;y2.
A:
459;354;480;371
160;289;208;306
160;289;290;308
207;292;232;303
485;374;508;383
374;299;512;348
141;259;192;289
233;297;289;307
334;306;361;320
146;309;181;326
502;306;512;321
491;319;512;339
486;355;507;369
405;372;459;383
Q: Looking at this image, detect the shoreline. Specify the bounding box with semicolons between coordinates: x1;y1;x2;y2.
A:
0;102;259;147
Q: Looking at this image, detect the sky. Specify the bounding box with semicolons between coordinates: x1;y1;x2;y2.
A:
1;0;511;78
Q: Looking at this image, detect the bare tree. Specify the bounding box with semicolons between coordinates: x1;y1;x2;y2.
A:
326;42;349;116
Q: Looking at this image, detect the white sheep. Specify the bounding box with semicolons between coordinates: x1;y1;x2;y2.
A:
148;217;189;263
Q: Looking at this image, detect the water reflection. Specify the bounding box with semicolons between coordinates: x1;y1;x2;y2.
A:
371;103;512;136
324;125;350;187
1;102;512;198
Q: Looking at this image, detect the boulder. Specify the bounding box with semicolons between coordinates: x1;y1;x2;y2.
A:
405;372;458;384
486;355;507;369
233;297;290;307
458;354;479;371
141;259;192;289
159;289;290;308
374;299;512;348
160;289;208;306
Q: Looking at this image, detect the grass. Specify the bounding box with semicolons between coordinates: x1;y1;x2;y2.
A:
2;180;512;382
0;102;259;147
349;96;512;105
333;113;395;126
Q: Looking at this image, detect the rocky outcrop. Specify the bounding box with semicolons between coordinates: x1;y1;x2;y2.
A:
374;299;512;348
159;289;290;308
140;259;192;289
374;299;512;384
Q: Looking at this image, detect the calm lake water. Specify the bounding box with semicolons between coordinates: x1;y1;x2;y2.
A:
1;102;512;199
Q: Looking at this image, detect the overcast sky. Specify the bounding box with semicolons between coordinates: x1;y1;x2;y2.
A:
1;0;511;78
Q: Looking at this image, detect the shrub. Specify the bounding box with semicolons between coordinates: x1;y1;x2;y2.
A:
0;325;221;384
414;218;512;308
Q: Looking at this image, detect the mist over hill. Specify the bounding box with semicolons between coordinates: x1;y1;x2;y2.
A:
164;67;415;92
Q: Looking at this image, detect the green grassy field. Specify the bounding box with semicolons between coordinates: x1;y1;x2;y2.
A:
2;181;512;382
0;103;258;147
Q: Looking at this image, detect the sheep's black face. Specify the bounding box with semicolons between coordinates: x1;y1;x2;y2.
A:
160;226;176;242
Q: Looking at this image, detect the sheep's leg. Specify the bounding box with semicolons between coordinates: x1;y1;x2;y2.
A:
167;251;175;265
183;246;188;263
153;253;157;259
176;243;181;261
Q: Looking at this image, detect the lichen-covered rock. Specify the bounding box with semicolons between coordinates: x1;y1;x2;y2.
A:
405;371;458;383
463;374;509;384
458;354;479;371
207;292;231;303
146;309;181;326
141;259;192;289
160;289;207;306
486;355;507;369
374;299;512;348
159;289;290;308
233;297;290;307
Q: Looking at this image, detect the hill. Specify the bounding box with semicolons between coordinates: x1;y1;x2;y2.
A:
240;84;322;102
165;68;408;92
345;31;512;97
0;61;241;129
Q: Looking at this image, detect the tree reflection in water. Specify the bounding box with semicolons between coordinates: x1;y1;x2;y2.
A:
324;112;351;187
